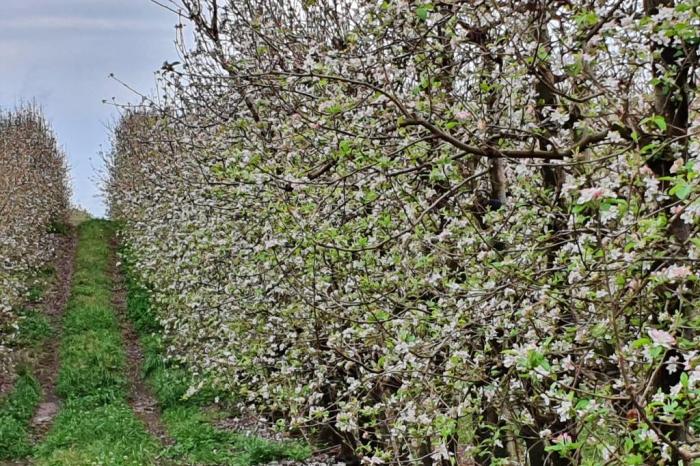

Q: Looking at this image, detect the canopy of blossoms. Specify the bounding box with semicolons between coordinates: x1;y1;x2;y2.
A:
108;0;700;464
0;106;69;381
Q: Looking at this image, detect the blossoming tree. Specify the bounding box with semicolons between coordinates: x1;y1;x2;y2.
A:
0;106;69;381
108;0;699;464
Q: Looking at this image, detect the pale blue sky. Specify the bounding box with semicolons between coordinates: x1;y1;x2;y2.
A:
0;0;179;216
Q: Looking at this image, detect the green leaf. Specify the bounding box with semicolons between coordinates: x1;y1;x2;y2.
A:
632;337;651;348
643;115;667;132
670;181;692;200
339;139;352;156
327;103;343;115
572;204;587;214
681;372;689;387
416;3;432;20
574;10;598;28
652;115;667;131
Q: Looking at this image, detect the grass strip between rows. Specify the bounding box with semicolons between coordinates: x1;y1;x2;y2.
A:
0;269;54;460
8;219;309;465
0;370;42;459
35;220;159;465
122;246;311;465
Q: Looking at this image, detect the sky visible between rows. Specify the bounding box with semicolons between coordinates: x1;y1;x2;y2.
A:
0;0;179;216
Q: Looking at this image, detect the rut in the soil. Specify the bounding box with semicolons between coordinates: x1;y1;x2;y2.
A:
109;241;173;447
30;230;77;440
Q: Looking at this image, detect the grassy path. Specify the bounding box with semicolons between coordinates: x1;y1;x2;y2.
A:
35;220;159;465
2;219;310;465
110;244;172;447
0;228;74;463
31;230;76;438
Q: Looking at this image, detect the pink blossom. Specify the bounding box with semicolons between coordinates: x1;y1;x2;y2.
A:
640;165;655;176
454;110;470;121
670;158;684;174
627;278;643;291
663;265;692;281
648;329;676;348
577;187;613;204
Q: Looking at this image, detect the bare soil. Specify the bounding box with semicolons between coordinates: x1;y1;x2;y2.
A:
0;369;14;399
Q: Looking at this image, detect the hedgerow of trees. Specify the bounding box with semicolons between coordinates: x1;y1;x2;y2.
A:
107;0;700;464
0;106;69;379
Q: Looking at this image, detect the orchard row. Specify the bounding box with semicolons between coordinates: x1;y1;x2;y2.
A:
0;107;69;381
107;1;700;464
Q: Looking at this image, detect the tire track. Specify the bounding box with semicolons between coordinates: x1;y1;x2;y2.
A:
30;229;77;440
110;240;173;448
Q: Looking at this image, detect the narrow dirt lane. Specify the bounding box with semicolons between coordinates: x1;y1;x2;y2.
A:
110;240;173;447
30;229;77;439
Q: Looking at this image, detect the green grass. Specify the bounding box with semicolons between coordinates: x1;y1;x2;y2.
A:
36;399;158;466
161;406;309;465
123;250;311;465
36;220;159;465
0;371;42;459
0;274;53;459
15;308;52;347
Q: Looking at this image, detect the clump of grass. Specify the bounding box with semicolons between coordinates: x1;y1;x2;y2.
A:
27;285;44;303
161;406;310;466
15;308;52;347
0;371;42;459
36;399;158;466
0;415;32;459
56;330;127;402
61;302;117;334
161;406;239;464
